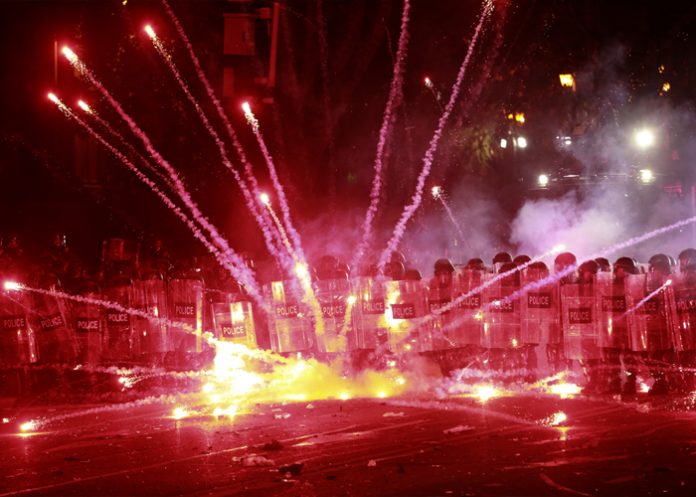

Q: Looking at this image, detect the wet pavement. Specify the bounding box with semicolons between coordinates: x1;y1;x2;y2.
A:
2;390;696;496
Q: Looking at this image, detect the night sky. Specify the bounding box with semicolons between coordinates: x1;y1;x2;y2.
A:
2;0;696;267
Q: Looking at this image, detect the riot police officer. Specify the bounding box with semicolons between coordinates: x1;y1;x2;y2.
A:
551;252;578;372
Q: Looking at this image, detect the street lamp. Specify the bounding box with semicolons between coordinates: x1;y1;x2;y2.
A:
634;128;655;149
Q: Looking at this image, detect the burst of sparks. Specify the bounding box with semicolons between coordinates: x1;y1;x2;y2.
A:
172;407;189;420
546;411;568;427
548;382;581;399
473;385;500;403
19;420;38;433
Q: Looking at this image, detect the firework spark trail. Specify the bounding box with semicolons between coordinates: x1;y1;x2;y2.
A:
454;0;509;126
436;215;696;336
352;0;412;272
7;279;200;335
500;214;696;307
259;196;326;338
421;240;563;328
414;242;563;341
143;28;289;271
60;48;256;297
242;103;306;262
377;1;494;272
160;0;280;246
48;94;265;307
437;193;471;251
615;279;672;323
77;100;173;190
261;197;298;260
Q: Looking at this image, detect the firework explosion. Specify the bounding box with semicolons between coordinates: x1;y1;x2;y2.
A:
16;0;695;439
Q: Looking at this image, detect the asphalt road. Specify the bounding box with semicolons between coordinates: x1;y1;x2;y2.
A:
2;389;696;497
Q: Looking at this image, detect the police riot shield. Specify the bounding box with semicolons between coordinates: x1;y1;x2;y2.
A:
211;300;257;348
315;277;352;354
384;279;427;353
167;278;204;354
453;269;488;347
481;278;521;349
131;277;169;361
31;287;77;365
596;273;630;350
102;280;134;363
71;283;104;365
521;267;557;346
673;275;696;352
0;290;37;366
427;281;455;351
265;280;314;354
560;281;601;360
350;277;389;351
625;274;675;353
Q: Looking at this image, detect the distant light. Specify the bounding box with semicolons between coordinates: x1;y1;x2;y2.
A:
500;138;507;149
658;64;665;74
338;391;351;401
347;295;357;306
661;82;671;93
537;174;549;188
144;25;156;39
3;281;23;292
552;243;566;253
558;135;572;146
507;113;514;120
259;192;270;205
559;73;575;89
639;169;655;184
666;279;673;286
431;185;442;199
634;128;655;149
517;136;528;149
77;100;92;113
424;76;433;89
514;112;525;124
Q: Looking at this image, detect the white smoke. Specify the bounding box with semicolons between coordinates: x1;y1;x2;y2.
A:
510;44;696;264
